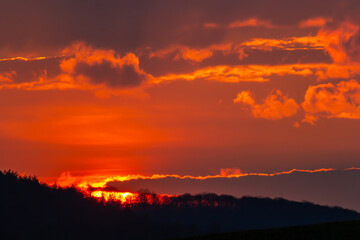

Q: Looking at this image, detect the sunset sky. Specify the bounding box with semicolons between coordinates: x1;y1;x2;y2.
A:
1;0;360;209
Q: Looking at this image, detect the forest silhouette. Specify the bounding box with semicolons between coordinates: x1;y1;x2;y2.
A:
1;170;360;239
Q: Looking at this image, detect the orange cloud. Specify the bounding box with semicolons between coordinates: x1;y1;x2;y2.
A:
149;43;246;62
148;23;360;84
299;17;332;28
302;79;360;124
228;18;277;28
220;168;243;176
3;22;360;96
317;22;359;64
155;64;314;84
149;34;327;63
0;72;76;91
147;25;360;83
0;43;152;97
155;65;267;83
0;71;15;83
241;36;324;51
239;23;360;81
234;90;299;120
174;48;213;62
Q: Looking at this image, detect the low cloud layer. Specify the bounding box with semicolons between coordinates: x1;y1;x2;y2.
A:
105;169;360;212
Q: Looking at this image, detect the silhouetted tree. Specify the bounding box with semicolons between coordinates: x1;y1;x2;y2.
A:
1;170;360;240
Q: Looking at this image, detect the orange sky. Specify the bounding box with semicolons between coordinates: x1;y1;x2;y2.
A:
1;1;360;203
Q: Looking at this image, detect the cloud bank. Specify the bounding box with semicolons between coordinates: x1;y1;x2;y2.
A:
104;169;360;212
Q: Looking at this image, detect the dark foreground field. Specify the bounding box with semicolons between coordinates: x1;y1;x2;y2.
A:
183;220;360;240
1;170;359;239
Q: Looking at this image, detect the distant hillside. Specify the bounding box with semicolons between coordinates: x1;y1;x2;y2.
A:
182;220;360;240
133;194;360;234
1;170;360;239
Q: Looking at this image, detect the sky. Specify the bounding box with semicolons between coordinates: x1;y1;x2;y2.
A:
1;0;360;209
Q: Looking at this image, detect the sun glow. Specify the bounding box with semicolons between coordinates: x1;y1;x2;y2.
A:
82;167;349;205
89;190;174;205
91;190;138;203
56;167;336;191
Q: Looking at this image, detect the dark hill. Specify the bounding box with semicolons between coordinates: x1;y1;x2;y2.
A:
182;220;360;240
1;170;360;239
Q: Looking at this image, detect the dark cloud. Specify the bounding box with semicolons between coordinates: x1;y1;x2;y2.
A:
0;42;150;91
107;169;360;212
200;49;332;67
343;30;360;63
140;48;331;77
75;61;145;88
0;58;62;83
0;0;358;56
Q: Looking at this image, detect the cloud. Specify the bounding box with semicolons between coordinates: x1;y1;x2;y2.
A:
0;71;15;83
155;63;315;84
100;169;360;212
3;18;360;93
234;90;299;120
1;0;360;58
0;56;62;83
175;48;214;62
54;167;335;189
60;42;151;88
318;22;360;64
2;15;360;107
147;33;326;65
52;167;360;212
299;17;332;28
151;46;215;63
241;36;324;51
228;18;277;28
302;79;360;124
220;168;243;176
149;43;247;63
0;43;152;97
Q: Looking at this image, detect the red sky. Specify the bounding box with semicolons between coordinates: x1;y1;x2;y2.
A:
1;0;360;209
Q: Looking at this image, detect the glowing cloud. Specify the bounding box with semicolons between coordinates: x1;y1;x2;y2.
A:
302;79;360;124
234;90;299;120
220;168;243;176
241;37;324;51
317;22;360;64
299;17;332;28
175;48;213;62
149;43;247;62
0;71;15;83
91;191;138;203
155;64;315;84
228;18;277;28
